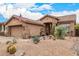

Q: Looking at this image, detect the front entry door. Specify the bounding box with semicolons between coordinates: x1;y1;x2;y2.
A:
44;23;52;35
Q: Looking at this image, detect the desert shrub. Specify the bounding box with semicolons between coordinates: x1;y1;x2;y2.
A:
54;25;68;39
6;40;16;54
6;41;12;45
8;44;16;54
32;36;40;44
7;44;16;54
75;24;79;30
31;35;40;38
7;44;13;52
12;39;17;44
0;26;2;31
75;24;79;36
6;38;17;45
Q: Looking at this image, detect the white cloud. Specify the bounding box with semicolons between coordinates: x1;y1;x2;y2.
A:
50;10;79;23
12;3;35;8
30;4;53;12
38;4;52;10
50;10;75;16
0;3;79;23
0;4;18;18
0;3;44;20
21;11;44;20
0;3;52;20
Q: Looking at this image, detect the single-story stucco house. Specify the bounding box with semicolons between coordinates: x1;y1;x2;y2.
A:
0;14;76;38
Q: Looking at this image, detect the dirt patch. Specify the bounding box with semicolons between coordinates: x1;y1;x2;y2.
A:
0;36;77;56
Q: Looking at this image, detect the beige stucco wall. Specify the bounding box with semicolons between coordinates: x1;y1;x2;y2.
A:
41;17;57;24
5;18;23;36
70;22;75;36
59;22;75;36
5;18;44;38
23;23;44;36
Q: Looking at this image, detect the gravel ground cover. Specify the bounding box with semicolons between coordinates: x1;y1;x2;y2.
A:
0;36;78;56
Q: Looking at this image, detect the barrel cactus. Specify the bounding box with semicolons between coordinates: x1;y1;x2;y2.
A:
8;44;16;54
7;42;16;54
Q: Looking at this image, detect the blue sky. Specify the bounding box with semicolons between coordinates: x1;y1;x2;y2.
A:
35;3;79;11
0;3;79;23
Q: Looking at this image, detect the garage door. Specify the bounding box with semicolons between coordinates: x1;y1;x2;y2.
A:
10;25;23;38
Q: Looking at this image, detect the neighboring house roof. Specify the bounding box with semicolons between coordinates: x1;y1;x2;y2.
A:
0;23;5;26
5;15;44;26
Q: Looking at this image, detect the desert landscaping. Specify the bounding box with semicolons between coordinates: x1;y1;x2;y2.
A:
0;10;77;56
0;36;78;56
1;3;79;57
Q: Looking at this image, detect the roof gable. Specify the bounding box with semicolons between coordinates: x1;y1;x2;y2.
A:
5;15;43;26
39;15;59;21
5;16;23;26
5;15;22;25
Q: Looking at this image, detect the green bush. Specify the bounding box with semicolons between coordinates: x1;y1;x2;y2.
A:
75;24;79;30
54;25;68;39
32;36;40;44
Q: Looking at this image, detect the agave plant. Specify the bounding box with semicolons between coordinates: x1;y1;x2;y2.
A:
32;36;40;44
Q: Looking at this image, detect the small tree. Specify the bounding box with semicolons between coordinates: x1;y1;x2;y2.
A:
75;24;79;30
54;25;68;39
